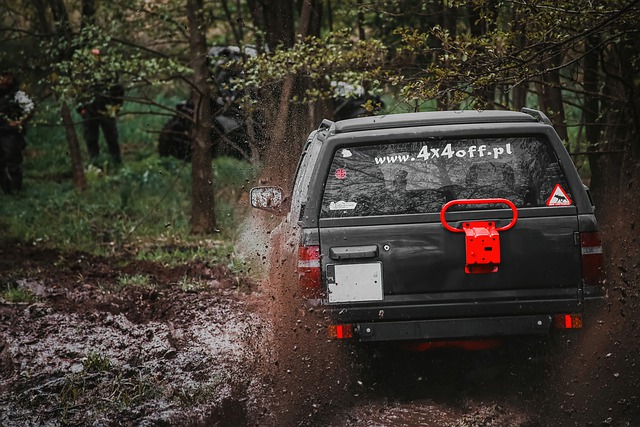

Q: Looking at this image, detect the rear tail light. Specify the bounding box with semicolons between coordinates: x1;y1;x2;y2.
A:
328;324;354;339
580;232;604;286
553;314;583;329
298;245;321;296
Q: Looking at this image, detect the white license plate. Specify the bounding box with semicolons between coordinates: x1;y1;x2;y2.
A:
326;262;383;303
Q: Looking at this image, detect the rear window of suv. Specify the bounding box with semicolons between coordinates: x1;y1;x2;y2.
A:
321;136;571;218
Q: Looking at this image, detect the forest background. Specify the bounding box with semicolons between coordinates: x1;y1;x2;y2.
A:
1;0;638;246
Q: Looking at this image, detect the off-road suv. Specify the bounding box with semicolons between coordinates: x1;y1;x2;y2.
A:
252;109;605;342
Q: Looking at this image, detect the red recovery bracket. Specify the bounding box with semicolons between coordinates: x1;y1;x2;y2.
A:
440;198;518;274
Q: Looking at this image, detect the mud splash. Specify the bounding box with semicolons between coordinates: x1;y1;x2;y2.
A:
241;216;361;426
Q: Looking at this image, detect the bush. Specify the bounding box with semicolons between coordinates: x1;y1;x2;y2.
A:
0;95;257;257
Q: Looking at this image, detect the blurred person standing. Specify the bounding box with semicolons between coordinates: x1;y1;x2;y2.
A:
0;71;35;194
77;48;125;164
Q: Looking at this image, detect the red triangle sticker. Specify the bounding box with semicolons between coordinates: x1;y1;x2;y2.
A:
546;184;572;206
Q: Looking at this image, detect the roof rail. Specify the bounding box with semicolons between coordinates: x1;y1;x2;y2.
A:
317;119;334;140
521;108;553;125
318;119;334;132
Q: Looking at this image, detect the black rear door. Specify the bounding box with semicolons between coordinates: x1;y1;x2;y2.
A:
317;135;581;304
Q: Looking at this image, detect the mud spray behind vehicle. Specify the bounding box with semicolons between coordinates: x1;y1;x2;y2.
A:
251;109;605;345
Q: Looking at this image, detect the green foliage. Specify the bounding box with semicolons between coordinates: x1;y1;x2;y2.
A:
117;274;154;289
0;95;258;256
1;284;36;303
83;351;113;373
1;154;192;252
233;30;387;105
135;241;236;268
58;364;159;424
39;22;191;105
2;0;637;236
386;1;639;109
178;276;209;292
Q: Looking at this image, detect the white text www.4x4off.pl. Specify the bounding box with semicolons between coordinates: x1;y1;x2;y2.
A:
375;143;513;164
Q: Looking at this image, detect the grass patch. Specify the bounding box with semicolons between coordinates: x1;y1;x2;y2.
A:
1;284;36;303
134;239;235;266
57;365;160;424
178;275;210;292
1;94;258;257
117;274;154;290
83;351;113;373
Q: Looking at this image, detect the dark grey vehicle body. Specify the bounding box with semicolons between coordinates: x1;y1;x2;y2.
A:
265;109;604;342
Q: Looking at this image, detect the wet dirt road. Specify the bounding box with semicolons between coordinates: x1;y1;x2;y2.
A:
2;220;639;427
320;340;556;427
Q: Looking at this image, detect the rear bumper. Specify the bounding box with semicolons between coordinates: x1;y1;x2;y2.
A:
583;284;606;300
323;285;606;342
355;315;552;342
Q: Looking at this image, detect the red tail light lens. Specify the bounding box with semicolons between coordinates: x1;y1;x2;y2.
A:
553;314;583;329
298;245;321;295
580;232;604;286
328;324;353;339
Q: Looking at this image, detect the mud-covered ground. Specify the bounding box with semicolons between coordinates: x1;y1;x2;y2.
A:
1;170;639;426
0;242;268;426
0;238;542;427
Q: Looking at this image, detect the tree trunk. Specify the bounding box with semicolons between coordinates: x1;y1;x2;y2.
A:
437;0;457;110
60;102;87;191
187;0;217;234
583;35;600;188
510;5;528;110
357;0;365;41
589;41;638;209
32;0;52;31
539;49;568;142
45;0;86;190
81;0;95;24
263;0;294;51
467;0;497;108
260;0;313;192
308;0;323;37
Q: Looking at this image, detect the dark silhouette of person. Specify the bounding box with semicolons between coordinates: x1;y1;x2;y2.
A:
77;49;124;164
0;71;35;194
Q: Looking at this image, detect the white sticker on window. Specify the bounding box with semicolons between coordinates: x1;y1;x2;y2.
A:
340;148;353;158
329;201;357;210
374;143;513;165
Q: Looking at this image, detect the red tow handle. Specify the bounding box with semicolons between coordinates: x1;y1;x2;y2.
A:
440;198;518;232
440;198;518;274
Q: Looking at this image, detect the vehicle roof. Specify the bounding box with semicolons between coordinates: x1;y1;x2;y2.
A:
331;110;540;135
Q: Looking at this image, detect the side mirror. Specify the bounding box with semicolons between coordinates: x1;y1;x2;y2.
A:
250;186;285;211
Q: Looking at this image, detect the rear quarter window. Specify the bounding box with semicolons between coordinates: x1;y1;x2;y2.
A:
320;136;571;218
